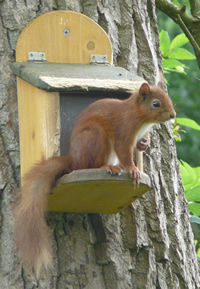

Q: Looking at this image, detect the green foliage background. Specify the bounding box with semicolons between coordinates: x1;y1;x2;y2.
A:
157;10;200;167
157;8;200;258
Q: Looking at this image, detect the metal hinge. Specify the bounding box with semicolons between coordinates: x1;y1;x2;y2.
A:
28;52;47;62
90;54;109;65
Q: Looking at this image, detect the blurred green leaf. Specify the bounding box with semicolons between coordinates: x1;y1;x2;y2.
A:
164;68;186;74
194;167;200;178
176;118;200;131
179;160;199;190
163;58;186;69
160;30;171;56
172;0;179;5
175;66;186;73
168;48;196;60
186;186;200;202
188;203;200;216
170;33;189;50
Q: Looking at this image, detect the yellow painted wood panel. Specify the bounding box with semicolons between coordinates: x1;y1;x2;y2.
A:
17;78;60;179
48;169;150;213
16;10;113;179
49;180;149;213
16;10;112;64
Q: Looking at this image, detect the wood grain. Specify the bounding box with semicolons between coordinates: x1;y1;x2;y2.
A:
16;10;113;179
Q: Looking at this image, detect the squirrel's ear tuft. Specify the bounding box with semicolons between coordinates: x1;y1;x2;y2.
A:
157;81;164;90
139;83;151;101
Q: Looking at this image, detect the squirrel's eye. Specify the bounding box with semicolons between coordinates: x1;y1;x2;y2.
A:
152;100;161;108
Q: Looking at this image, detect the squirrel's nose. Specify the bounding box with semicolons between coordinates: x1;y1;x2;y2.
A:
170;111;176;119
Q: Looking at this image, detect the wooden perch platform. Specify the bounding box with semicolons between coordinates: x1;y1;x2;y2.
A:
12;62;145;93
48;169;151;214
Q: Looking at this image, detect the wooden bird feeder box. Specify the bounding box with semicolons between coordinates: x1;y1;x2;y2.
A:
12;10;150;214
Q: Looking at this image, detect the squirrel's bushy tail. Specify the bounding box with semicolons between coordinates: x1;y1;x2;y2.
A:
13;156;72;277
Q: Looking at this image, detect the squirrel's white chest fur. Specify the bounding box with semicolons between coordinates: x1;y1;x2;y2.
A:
136;123;154;141
107;123;155;166
107;141;119;166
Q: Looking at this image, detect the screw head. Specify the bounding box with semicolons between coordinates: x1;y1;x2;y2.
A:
63;29;70;36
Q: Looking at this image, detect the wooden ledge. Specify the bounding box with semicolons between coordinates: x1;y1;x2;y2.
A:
12;62;145;93
48;168;151;214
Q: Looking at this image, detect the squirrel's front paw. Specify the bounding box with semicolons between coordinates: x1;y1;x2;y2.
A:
101;165;122;176
129;166;141;186
136;136;150;151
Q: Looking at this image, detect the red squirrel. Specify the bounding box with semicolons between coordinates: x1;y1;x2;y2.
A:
13;82;176;277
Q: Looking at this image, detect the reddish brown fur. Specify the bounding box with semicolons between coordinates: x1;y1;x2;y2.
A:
13;156;72;277
13;83;175;277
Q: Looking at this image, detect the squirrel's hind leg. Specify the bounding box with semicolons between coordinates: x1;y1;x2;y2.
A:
70;125;111;169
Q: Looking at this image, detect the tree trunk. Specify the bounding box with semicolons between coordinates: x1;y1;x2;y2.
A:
0;0;199;288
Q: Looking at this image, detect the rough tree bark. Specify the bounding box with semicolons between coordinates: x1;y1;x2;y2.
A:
0;0;199;288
